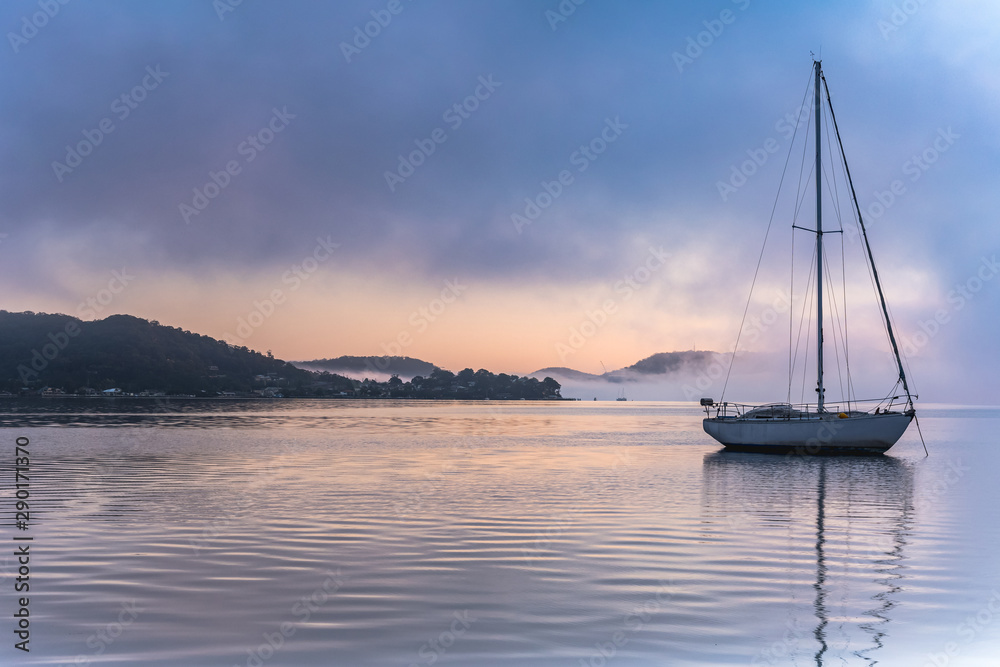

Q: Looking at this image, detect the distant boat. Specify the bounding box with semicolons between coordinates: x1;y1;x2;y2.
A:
701;61;919;455
616;388;627;402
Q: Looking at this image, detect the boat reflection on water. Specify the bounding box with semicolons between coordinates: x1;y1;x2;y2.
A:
701;452;915;666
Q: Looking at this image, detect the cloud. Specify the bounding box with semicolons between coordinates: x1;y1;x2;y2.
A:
0;1;997;401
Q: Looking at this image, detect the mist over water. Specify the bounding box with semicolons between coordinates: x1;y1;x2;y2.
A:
2;399;997;665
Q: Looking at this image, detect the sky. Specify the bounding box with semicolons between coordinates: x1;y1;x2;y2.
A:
2;0;998;403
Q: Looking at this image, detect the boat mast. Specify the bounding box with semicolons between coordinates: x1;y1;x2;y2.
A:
820;71;915;411
814;60;825;412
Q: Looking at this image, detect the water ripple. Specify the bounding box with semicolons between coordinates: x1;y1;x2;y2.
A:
1;402;995;665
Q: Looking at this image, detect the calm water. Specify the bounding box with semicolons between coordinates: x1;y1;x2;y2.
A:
2;399;999;666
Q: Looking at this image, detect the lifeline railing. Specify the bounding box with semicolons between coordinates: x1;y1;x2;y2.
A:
699;396;913;420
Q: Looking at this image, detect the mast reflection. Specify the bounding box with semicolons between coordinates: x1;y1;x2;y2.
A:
814;461;828;665
702;452;915;665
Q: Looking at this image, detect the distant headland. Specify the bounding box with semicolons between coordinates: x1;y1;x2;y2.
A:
0;311;563;400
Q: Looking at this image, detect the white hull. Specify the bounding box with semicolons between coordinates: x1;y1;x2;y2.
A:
703;412;912;454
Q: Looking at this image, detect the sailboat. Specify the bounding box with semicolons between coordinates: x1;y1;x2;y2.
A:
701;61;919;455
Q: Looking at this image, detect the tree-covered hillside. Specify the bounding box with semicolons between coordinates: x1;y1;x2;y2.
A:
295;355;438;378
0;311;561;400
0;311;333;395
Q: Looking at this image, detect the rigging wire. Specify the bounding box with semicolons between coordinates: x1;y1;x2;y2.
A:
787;75;819;403
819;126;858;409
825;66;924;453
823;245;846;404
884;296;919;395
792;163;816;227
720;68;815;402
840;230;856;408
822;103;845;229
800;281;813;405
821;93;857;408
821;70;915;410
829;98;907;407
791;101;816;227
849;200;895;373
827;117;859;408
850;188;911;398
792;248;817;404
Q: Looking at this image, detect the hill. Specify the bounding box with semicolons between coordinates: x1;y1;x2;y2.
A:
0;311;561;400
0;310;353;396
618;351;718;375
530;367;603;382
294;355;438;379
529;351;722;401
532;351;718;382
